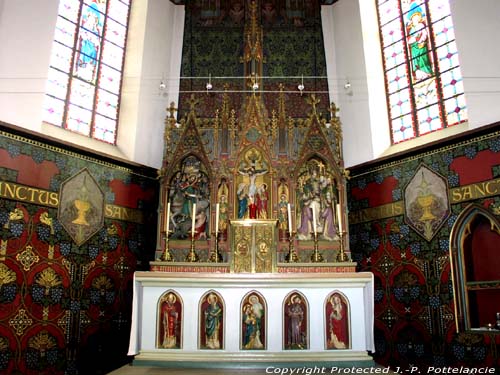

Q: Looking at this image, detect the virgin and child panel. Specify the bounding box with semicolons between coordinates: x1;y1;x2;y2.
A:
167;155;211;239
325;291;350;349
157;291;183;349
283;291;308;350
241;292;266;350
199;291;224;349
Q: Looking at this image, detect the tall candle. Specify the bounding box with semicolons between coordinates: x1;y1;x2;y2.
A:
165;202;170;233
287;203;292;232
191;203;197;237
312;207;317;235
336;203;343;232
215;203;220;233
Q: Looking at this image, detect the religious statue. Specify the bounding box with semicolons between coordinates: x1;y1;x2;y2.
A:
284;293;307;350
242;294;265;350
168;156;210;239
296;158;337;241
326;293;349;349
217;178;229;236
202;293;223;349
159;292;181;349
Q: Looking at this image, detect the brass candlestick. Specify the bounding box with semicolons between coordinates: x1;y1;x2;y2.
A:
185;234;199;262
286;231;299;263
209;231;223;263
336;231;349;262
161;230;174;262
310;232;324;263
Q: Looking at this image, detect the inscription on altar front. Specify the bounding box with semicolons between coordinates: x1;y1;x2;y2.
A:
230;220;277;273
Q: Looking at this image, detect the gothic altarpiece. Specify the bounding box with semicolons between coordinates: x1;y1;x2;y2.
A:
128;1;374;367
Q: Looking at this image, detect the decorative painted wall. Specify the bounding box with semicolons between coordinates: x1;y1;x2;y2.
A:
347;124;500;371
178;0;329;119
0;124;158;374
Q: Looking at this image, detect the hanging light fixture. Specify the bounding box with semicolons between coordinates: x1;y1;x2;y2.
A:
206;73;213;91
298;75;304;95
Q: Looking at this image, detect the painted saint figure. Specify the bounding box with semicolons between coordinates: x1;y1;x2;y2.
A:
406;2;433;82
203;293;222;349
242;294;265;349
326;294;349;349
285;294;307;349
160;293;180;349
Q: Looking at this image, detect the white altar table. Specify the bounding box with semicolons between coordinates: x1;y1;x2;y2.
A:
128;271;375;368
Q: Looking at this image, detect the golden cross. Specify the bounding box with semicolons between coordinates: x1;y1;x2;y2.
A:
188;94;199;112
167;102;177;120
306;94;321;115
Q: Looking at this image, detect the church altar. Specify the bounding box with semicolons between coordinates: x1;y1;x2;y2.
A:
128;271;375;368
128;0;375;368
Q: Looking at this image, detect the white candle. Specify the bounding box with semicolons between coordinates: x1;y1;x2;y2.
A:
337;203;343;232
215;203;219;233
165;202;170;233
312;207;317;235
191;203;197;237
287;203;292;232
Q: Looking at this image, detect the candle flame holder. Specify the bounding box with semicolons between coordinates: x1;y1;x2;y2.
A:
209;231;223;263
186;234;199;262
161;230;174;262
285;231;299;263
310;232;324;263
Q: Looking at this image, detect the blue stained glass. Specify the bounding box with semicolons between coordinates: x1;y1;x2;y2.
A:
417;104;442;134
436;44;458;71
387;65;409;93
441;68;463;97
433;17;455;46
389;90;412;118
392;114;415;143
384;44;406;69
444;96;466;125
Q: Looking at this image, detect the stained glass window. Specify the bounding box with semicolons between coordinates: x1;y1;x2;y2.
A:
376;0;467;144
43;0;131;144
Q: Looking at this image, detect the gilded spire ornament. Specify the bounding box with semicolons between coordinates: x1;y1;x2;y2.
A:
328;101;343;163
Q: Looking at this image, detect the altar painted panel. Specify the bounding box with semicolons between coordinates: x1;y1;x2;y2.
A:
128;272;375;366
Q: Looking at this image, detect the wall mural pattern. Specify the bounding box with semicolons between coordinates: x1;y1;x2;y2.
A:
347;127;500;371
0;127;158;374
179;0;329;119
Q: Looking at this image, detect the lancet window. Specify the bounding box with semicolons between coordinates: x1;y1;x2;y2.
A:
43;0;131;144
376;0;467;143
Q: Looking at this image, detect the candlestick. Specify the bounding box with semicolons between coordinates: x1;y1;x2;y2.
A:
165;202;170;233
287;203;292;232
312;207;317;235
215;203;219;233
191;203;197;237
336;203;342;232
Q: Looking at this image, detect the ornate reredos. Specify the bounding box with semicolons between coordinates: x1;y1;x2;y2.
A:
158;0;347;249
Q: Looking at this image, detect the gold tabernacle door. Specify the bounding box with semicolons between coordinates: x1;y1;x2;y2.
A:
230;219;278;273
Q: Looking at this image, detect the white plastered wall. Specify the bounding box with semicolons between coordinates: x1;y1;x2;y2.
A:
0;0;183;169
